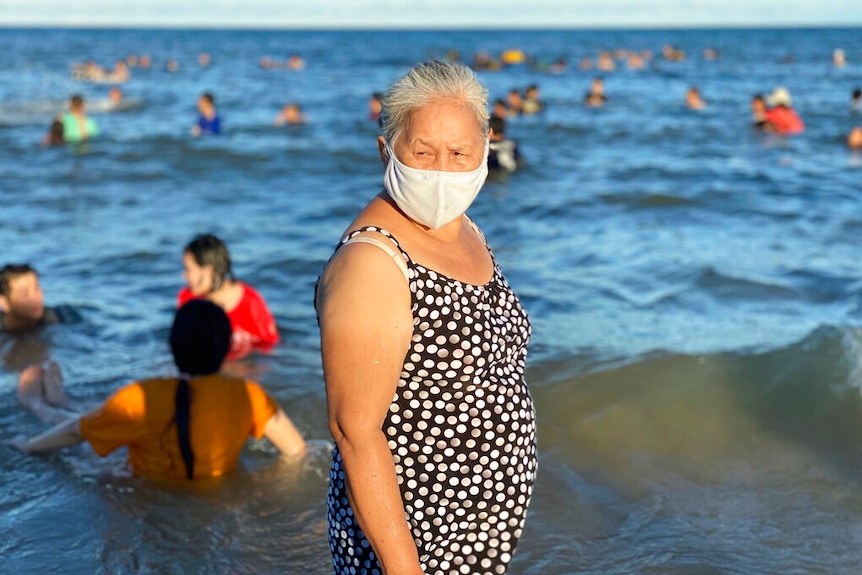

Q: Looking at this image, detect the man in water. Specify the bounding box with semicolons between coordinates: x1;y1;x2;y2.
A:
191;93;221;136
61;94;99;143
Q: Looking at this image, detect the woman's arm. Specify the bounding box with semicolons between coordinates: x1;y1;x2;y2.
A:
317;241;424;575
263;407;306;457
10;415;84;454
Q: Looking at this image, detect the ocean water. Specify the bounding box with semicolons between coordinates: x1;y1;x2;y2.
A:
2;27;862;574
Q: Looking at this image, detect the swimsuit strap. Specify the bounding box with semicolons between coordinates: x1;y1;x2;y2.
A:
464;215;487;245
340;226;411;283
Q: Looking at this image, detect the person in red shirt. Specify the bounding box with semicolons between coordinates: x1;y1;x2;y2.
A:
764;87;805;135
178;234;279;356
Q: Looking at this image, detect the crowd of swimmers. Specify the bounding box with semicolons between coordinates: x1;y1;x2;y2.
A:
43;44;862;154
3;233;307;479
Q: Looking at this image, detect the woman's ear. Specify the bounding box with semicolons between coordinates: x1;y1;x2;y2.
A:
377;136;388;165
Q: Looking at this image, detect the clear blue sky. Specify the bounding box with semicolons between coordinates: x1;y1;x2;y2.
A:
1;0;861;28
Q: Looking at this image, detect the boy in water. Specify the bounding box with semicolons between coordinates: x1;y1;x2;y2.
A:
0;264;78;333
1;265;54;332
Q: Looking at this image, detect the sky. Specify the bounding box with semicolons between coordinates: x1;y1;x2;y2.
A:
1;0;861;29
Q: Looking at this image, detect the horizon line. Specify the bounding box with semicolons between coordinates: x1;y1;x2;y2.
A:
2;22;862;31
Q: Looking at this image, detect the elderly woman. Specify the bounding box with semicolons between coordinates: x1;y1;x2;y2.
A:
316;60;536;575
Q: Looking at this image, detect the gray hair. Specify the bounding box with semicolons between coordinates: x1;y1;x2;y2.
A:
380;60;490;145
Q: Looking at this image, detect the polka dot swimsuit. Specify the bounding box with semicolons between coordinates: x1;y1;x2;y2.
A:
323;226;537;575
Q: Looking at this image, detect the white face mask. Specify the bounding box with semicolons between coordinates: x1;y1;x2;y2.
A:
383;141;489;230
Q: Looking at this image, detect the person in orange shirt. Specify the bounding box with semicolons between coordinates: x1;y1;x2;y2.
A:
10;300;306;480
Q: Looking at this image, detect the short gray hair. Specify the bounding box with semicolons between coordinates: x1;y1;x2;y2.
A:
380;60;489;145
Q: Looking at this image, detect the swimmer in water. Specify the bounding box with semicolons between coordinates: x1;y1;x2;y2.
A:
10;300;307;480
61;94;99;143
178;234;279;356
191;93;220;136
1;264;76;332
686;86;706;110
585;77;608;107
43;119;65;146
274;103;307;126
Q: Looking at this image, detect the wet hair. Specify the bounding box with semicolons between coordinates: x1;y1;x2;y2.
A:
0;264;36;297
379;60;489;145
184;234;233;292
854;88;861;100
48;120;64;145
169;299;232;479
70;94;84;109
201;93;214;105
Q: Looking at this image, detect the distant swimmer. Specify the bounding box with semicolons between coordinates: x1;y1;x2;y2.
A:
627;51;645;70
751;94;770;130
686;86;706;110
764;87;805;135
852;87;861;113
491;98;510;119
833;48;847;68
88;87;136;113
584;77;607;107
488;115;522;173
662;44;685;61
61;94;99;143
596;51;616;71
368;92;383;122
191;93;221;136
274;103;307;126
9;300;307;479
506;88;524;116
287;54;305;71
521;84;544;115
43;119;64;146
848;127;862;149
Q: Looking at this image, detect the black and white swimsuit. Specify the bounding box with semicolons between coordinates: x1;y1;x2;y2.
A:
323;225;537;575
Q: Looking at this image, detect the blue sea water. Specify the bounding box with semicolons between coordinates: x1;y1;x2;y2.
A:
2;27;862;574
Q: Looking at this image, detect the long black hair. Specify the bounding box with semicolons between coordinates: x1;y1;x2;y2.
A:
169;299;232;479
